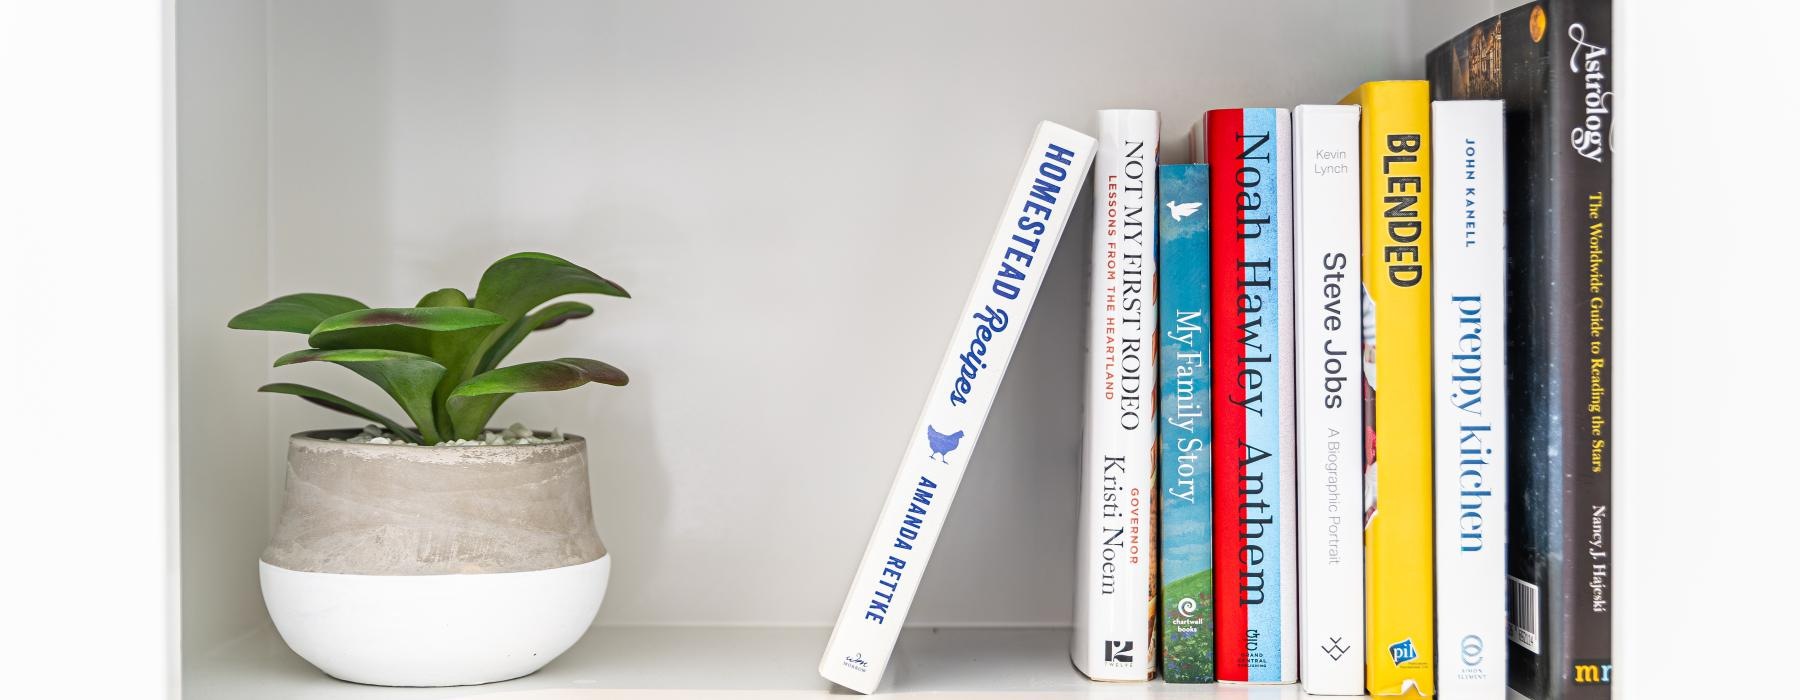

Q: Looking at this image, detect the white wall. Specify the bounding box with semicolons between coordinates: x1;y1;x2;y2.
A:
1;1;176;695
1611;1;1800;696
176;0;272;659
255;0;1426;628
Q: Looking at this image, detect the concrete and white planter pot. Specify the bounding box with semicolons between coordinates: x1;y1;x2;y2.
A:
260;429;610;687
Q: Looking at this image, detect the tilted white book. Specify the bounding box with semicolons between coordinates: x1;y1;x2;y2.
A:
1293;104;1366;696
818;121;1096;695
1072;109;1159;682
1430;99;1508;700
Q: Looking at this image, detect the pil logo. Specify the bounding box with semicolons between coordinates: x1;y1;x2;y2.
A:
1388;638;1419;666
1572;660;1612;684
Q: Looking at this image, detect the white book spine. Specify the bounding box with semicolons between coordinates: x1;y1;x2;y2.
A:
1072;109;1159;681
1430;99;1508;700
818;122;1097;695
1293;104;1366;695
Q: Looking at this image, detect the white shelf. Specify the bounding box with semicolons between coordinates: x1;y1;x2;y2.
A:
171;1;1541;697
187;626;1345;698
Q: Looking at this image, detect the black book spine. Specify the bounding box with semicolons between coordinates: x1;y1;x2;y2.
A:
1544;2;1613;697
1427;2;1613;698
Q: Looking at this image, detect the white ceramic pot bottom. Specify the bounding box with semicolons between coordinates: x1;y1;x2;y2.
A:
260;555;611;687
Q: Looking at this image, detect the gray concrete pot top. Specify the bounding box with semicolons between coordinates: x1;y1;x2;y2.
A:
262;429;607;576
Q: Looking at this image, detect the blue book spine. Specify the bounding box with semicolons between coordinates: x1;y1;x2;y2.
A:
1202;107;1296;684
1157;163;1214;683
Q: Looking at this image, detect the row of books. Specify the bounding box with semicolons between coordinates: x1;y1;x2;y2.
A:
1092;93;1516;694
819;1;1611;698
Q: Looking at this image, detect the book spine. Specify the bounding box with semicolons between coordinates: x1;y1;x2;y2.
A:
1073;109;1159;682
1424;12;1551;698
1426;4;1615;696
1204;107;1297;685
1156;163;1214;684
1543;2;1614;696
1341;80;1434;697
1293;104;1365;696
818;122;1097;695
1430;99;1508;700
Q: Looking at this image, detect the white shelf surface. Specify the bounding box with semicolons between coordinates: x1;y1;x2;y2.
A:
187;625;1353;699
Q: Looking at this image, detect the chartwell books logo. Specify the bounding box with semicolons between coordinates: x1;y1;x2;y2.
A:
1176;597;1199;618
1460;634;1484;666
924;426;964;463
1572;661;1612;684
1103;640;1134;663
843;653;869;672
1388;638;1418;665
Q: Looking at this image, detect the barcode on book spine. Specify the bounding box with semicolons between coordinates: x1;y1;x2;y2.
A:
1508;575;1541;654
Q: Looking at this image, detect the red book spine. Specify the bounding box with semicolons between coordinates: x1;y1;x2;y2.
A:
1205;108;1249;683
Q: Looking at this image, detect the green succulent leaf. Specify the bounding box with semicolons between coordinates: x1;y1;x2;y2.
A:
446;357;627;439
473;252;629;322
308;307;511;439
416;287;471;308
308;307;507;355
454;357;628;396
258;382;425;444
528;301;594;331
239;254;631;441
475;301;595;373
228;294;368;334
274;348;449;444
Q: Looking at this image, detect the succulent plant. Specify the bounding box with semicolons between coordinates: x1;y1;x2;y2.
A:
229;252;629;444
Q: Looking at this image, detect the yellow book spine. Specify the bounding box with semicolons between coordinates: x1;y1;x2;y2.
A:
1341;80;1434;697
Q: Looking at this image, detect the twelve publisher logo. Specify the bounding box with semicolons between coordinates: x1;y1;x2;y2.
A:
1103;640;1134;664
1388;638;1418;666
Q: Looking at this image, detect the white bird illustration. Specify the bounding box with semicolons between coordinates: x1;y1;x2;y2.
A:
1166;200;1202;221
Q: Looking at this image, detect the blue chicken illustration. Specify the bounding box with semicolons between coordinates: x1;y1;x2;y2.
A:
925;426;965;463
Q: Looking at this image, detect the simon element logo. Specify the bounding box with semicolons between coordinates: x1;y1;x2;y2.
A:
1460;634;1484;666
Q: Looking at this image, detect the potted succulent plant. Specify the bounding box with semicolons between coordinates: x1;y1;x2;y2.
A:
229;252;629;687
